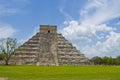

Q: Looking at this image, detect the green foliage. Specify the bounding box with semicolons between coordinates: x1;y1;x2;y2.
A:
0;65;120;80
0;38;18;65
90;56;102;65
116;56;120;65
0;54;3;60
90;56;120;65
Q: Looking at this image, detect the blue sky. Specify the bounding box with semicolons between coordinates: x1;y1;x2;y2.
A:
0;0;120;58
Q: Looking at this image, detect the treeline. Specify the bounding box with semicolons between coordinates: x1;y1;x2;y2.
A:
90;56;120;65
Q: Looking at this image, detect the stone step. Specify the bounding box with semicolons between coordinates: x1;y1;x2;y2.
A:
20;47;39;50
16;55;37;58
21;44;39;48
57;49;77;52
28;39;39;42
15;51;38;54
57;40;69;43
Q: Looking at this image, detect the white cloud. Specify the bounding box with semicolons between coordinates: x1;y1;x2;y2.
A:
0;23;16;38
61;0;120;57
62;20;115;45
84;32;120;57
0;0;29;41
80;0;120;25
0;0;30;17
59;0;73;20
0;3;20;17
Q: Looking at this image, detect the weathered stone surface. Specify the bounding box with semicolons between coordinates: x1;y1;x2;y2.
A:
9;25;90;65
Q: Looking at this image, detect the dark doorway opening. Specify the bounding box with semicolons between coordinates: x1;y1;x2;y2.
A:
48;30;50;33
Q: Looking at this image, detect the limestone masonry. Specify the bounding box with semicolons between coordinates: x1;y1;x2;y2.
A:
10;25;90;65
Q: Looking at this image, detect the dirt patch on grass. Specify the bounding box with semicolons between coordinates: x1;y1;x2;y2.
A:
0;78;8;80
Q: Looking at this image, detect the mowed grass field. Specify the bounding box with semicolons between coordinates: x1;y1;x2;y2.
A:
0;65;120;80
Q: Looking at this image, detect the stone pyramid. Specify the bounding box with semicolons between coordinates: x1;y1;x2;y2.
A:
10;25;90;65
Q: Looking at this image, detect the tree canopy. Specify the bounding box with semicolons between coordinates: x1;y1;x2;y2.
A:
0;38;18;65
90;56;120;65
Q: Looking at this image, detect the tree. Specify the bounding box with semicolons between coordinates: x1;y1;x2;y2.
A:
102;56;109;65
90;56;102;65
0;38;18;65
116;56;120;65
0;54;3;60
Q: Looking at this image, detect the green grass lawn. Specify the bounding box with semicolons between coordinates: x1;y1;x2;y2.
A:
0;65;120;80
